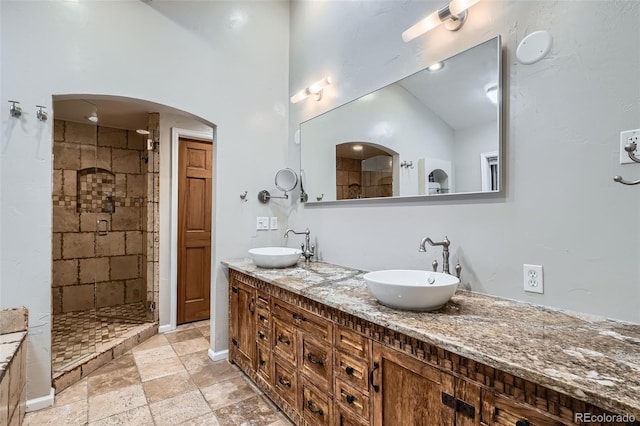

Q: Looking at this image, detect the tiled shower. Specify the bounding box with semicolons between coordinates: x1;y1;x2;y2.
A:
51;115;160;382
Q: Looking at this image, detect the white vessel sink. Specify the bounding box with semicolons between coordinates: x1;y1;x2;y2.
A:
248;247;302;268
363;269;460;311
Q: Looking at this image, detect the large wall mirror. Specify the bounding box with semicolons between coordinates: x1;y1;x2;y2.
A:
300;36;502;203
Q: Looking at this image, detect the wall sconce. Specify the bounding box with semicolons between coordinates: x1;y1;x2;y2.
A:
402;0;481;42
290;77;332;104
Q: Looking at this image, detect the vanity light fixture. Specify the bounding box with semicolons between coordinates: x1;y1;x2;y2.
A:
427;62;444;72
290;76;332;104
402;0;481;42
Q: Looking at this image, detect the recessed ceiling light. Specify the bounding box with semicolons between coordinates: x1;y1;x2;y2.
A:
87;112;98;123
136;129;150;135
352;145;363;151
427;62;444;72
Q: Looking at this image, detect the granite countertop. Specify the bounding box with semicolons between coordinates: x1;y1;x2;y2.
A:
222;258;640;418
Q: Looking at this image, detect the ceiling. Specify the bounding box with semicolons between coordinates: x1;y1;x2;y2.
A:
53;95;207;131
336;142;395;160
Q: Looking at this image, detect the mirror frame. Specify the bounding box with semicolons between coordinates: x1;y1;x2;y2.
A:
300;36;503;205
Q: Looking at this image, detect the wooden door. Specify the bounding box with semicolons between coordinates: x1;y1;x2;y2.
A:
372;343;456;426
177;138;212;324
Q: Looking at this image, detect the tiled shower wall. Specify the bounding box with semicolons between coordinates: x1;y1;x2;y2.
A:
52;120;148;314
336;156;362;200
143;113;160;321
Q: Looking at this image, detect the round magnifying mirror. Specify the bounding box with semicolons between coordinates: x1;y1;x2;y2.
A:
275;168;298;193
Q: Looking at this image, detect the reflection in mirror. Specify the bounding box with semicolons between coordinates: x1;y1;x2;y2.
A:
336;142;398;200
300;36;501;203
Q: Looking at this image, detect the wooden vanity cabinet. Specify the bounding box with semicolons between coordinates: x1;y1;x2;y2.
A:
371;343;488;426
229;278;256;370
228;269;633;426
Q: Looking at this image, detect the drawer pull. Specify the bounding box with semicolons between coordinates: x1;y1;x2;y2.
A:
345;394;356;404
292;312;307;321
277;335;291;345
306;400;324;416
278;376;291;387
260;359;266;366
515;421;530;426
370;361;380;392
259;314;266;321
248;298;255;314
307;353;324;365
258;331;266;340
345;366;355;375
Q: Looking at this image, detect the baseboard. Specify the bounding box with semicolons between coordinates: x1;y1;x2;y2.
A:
208;348;228;361
158;324;174;333
26;387;55;412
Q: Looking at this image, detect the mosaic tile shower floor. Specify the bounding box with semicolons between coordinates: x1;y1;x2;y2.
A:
52;302;151;374
28;321;293;425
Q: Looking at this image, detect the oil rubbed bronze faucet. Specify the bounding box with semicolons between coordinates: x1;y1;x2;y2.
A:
284;228;315;262
419;236;461;278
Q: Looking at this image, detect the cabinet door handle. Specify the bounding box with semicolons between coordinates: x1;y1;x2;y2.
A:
277;335;291;345
259;314;266;321
292;312;307;321
370;361;380;392
345;366;354;376
259;359;266;366
306;400;324;416
248;298;255;314
345;394;356;404
278;376;291;387
307;353;324;365
258;331;266;340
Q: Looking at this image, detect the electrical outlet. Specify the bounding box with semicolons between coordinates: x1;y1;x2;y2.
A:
619;129;640;164
523;264;544;294
256;217;269;230
270;217;278;230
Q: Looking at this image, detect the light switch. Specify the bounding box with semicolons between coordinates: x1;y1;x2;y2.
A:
256;217;269;230
270;217;278;230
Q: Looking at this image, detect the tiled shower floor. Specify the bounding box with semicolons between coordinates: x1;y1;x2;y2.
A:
52;302;154;379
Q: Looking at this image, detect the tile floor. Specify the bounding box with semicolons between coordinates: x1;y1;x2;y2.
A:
52;302;151;374
27;321;294;425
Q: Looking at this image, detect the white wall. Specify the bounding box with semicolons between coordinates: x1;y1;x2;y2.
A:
454;121;498;193
289;1;640;323
0;0;289;401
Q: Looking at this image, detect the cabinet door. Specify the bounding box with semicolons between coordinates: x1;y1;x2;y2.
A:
233;280;256;369
372;343;455;426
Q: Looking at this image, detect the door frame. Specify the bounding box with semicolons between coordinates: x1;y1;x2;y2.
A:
169;127;215;332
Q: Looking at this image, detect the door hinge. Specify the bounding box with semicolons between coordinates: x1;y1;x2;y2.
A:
231;338;238;346
232;286;238;293
441;393;475;419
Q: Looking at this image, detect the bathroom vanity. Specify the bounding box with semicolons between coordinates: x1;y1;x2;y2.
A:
223;259;640;426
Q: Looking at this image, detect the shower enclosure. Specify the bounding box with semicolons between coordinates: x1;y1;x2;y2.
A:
51;113;159;381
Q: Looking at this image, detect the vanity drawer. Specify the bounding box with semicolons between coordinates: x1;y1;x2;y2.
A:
256;291;270;309
302;380;333;426
273;317;297;365
301;333;333;393
256;344;272;384
273;299;332;343
256;325;270;347
335;350;368;391
274;357;298;410
335;327;368;359
334;403;370;426
256;306;270;328
335;378;370;422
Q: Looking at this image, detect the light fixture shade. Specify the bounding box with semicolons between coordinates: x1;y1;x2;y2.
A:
448;0;481;16
307;76;332;95
291;76;332;103
402;11;441;42
290;89;309;104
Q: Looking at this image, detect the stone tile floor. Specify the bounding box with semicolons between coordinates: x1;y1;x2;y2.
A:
27;321;294;425
52;302;151;374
